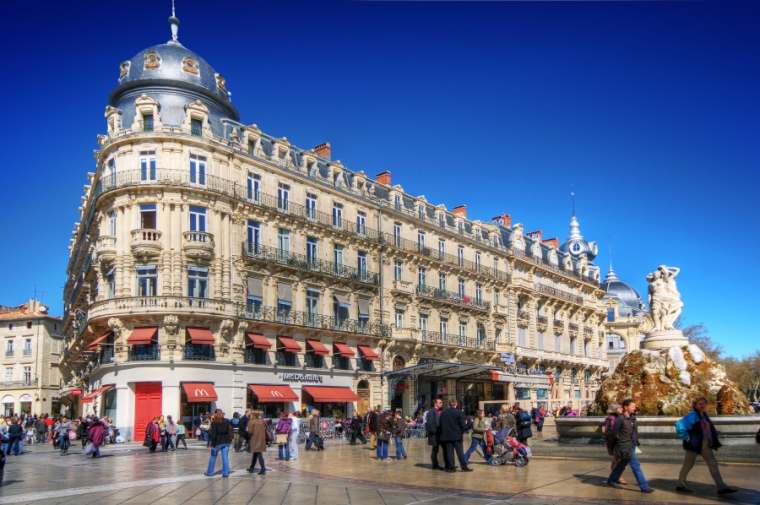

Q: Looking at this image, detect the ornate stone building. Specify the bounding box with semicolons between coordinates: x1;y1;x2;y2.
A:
60;12;610;439
0;300;63;416
602;266;646;371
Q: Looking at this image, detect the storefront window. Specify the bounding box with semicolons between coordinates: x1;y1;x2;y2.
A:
358;357;374;372
246;388;287;419
305;351;325;369
277;342;297;367
516;388;531;400
244;346;267;365
536;388;548;400
102;387;117;420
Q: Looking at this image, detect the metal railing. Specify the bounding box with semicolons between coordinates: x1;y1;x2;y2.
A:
128;345;160;361
184;343;216;361
415;284;490;311
242;305;387;337
391;327;495;351
243;243;379;286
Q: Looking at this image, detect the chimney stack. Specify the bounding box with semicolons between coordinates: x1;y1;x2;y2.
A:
493;213;512;228
543;237;559;249
313;142;331;160
374;170;392;186
527;230;543;242
452;205;467;218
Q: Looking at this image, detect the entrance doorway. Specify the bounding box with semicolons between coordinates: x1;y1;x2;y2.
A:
133;382;162;441
356;380;370;415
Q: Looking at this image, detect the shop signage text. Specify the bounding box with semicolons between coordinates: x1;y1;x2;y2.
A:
280;373;323;383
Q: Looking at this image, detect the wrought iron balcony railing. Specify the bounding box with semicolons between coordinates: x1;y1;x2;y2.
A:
243;243;378;286
415;284;490;311
184;343;215;361
243;306;387;337
128;345;160;361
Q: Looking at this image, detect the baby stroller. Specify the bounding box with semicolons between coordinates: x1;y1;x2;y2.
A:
487;428;531;467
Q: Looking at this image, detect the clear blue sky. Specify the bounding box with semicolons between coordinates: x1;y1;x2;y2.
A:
0;1;757;357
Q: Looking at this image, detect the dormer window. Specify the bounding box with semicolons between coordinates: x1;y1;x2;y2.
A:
191;118;203;136
142;113;154;132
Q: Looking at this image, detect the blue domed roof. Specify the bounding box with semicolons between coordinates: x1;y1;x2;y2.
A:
603;267;644;317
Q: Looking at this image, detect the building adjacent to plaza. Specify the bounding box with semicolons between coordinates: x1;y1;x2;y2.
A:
0;299;63;416
60;12;615;440
602;266;646;371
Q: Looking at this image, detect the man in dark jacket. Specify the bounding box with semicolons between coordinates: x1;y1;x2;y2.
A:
607;399;652;493
513;403;533;445
675;397;737;495
367;406;380;450
6;418;23;456
424;398;445;470
438;400;472;472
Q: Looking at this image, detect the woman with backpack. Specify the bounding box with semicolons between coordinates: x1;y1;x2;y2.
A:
674;397;737;495
601;404;627;484
274;411;292;461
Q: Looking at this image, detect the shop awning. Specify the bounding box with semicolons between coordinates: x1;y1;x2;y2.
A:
81;385;114;403
303;386;359;403
127;327;157;345
333;342;355;357
385;360;551;386
278;336;301;353
358;345;379;361
87;332;112;351
247;333;271;349
187;327;215;344
249;384;298;403
307;339;330;356
182;383;218;402
60;388;82;398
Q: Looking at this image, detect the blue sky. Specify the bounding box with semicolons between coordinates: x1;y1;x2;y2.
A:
0;1;757;357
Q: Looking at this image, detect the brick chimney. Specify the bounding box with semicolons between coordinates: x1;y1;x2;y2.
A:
313;142;331;160
492;213;512;228
452;205;467;218
374;170;392;186
543;237;559;249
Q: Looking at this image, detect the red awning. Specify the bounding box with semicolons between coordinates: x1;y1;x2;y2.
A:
187;327;215;344
61;388;82;397
248;384;299;403
307;339;330;356
333;342;355;357
246;333;271;349
358;345;379;361
87;332;112;351
303;386;360;403
278;336;301;353
127;327;157;345
490;370;509;382
81;385;114;403
182;383;218;402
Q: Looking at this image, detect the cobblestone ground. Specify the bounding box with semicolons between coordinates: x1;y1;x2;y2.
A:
0;437;758;505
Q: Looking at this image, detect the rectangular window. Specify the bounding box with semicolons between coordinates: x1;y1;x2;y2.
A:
394;260;402;281
458;321;467;343
23;366;31;385
494;289;500;306
394;309;404;329
306;237;318;265
334;244;344;273
246;278;262;317
246;172;261;202
247;140;256;156
188;266;208;298
306;193;317;220
418;205;425;220
538;332;544;350
108;211;117;237
394;195;401;210
417;267;426;288
139;203;156;229
104;157;116;188
518;328;526;347
136;265;158;296
275;183;289;212
357;250;367;279
570;337;576;355
142;113;154;132
418;313;428;334
23;338;32;356
278;228;290;257
438;239;445;259
139;151;156;182
332;202;343;228
5;339;14;357
438;272;446;291
555;334;562;353
393;223;401;247
189;154;206;185
105;269;116;298
475;283;482;304
356;211;367;235
440;318;448;337
475;252;482;271
189;206;206;232
4;366;11;381
417;230;426;251
457;245;464;266
191;118;203;136
246;220;260;254
306;289;320;324
458;278;465;298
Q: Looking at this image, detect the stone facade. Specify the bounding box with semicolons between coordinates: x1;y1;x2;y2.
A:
0;300;63;416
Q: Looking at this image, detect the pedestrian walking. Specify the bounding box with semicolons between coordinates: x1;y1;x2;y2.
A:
601;404;627;484
531;406;545;435
425;398;445;470
392;409;407;461
375;410;392;461
306;409;323;451
85;417;106;458
6;418;23;456
144;417;160;453
289;411;301;461
675;397;737;495
464;409;489;464
205;410;232;478
77;418;89;449
349;413;366;445
166;415;177;451
35;416;47;444
439;400;472;472
513;404;532;446
606;399;653;493
175;421;188;449
246;411;268;475
58;417;72;455
275;411;292;461
366;406;380;450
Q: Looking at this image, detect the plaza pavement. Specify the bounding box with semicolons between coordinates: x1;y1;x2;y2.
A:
0;436;758;505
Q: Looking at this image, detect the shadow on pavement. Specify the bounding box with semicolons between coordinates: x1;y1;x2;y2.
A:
647;478;760;504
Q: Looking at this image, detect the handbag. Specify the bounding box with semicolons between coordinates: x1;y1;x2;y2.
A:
276;433;289;445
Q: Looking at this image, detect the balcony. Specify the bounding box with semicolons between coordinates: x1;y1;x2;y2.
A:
553;319;564;335
415;285;490;312
583;327;594;340
242;306;387;337
87;296;239;321
130;229;162;258
128;345;160;361
536;283;584;306
419;329;496;351
0;378;37;387
390;280;414;294
243;243;379;286
183;231;215;260
569;323;579;337
94;235;117;262
517;310;530;328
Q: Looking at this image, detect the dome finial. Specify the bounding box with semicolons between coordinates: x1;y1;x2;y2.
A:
568;191;583;241
570;190;576;217
168;0;181;45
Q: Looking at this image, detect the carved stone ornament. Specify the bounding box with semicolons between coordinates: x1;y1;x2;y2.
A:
119;60;131;80
163;315;179;336
107;317;126;339
182;56;199;75
219;319;235;343
143;51;161;70
215;73;227;94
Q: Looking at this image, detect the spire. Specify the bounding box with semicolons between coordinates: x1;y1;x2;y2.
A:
568;191;583;241
605;264;619;283
168;0;181;45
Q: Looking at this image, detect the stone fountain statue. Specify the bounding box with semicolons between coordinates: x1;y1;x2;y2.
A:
641;265;689;350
